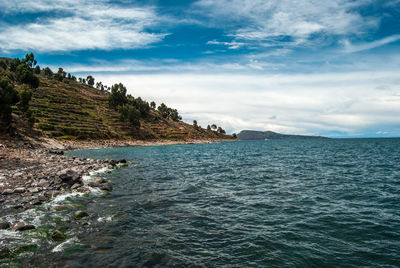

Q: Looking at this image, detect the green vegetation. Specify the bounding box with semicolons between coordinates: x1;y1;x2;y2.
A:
0;53;234;140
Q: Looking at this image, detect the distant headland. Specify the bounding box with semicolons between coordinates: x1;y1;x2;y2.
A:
237;130;328;140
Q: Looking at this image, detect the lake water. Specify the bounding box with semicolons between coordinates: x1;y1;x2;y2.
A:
8;139;400;267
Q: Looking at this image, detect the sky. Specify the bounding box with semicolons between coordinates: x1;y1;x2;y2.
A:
0;0;399;137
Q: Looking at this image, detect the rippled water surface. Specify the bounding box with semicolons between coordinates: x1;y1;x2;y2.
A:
34;139;400;266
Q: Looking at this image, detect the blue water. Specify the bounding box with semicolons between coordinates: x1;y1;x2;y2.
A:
40;139;400;266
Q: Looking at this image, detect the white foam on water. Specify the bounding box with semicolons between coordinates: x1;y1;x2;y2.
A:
52;237;79;253
0;229;22;242
97;215;113;223
82;166;111;182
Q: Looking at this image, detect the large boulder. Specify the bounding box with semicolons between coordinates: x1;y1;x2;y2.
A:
57;169;81;185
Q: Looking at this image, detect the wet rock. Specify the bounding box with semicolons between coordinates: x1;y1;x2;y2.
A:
99;183;113;191
109;160;117;166
95;177;105;184
13;244;38;255
14;187;25;193
0;222;11;229
52;205;73;211
58;169;81;185
119;158;127;164
51;230;67;241
73;210;89;220
1;189;13;195
12;222;36;231
88;182;101;188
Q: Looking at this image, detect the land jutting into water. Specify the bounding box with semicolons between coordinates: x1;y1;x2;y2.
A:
0;53;233;261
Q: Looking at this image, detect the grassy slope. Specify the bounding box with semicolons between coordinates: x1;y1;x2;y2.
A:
24;74;231;141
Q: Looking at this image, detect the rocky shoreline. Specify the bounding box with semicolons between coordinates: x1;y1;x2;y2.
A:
0;135;230;262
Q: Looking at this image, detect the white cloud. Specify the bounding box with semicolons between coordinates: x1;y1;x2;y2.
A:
92;71;400;136
207;40;245;49
194;0;378;46
0;1;166;52
342;35;400;53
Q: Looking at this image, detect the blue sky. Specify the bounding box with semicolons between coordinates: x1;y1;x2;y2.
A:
1;0;399;137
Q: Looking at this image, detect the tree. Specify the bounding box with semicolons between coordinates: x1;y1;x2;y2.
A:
207;125;211;131
108;83;127;108
34;65;41;74
157;103;169;118
0;77;19;131
119;105;141;127
217;127;226;134
232;133;237;139
211;124;217;131
55;67;65;81
15;64;39;88
86;75;95;87
17;86;35;129
193;120;198;128
150;101;156;109
43;67;53;76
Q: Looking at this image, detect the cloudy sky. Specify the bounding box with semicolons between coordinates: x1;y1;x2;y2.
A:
1;0;399;137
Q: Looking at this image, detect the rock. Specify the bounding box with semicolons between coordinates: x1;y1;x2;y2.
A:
73;210;89;220
51;230;67;241
13;244;38;255
11;222;35;231
12;172;23;178
0;222;11;229
119;158;127;164
88;182;101;188
1;189;13;195
28;187;41;193
38;179;49;188
109;160;117;166
0;246;13;259
14;187;25;193
58;169;81;185
52;205;73;211
95;177;105;184
99;183;113;191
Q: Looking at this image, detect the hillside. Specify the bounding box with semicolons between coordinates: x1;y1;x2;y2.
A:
237;130;328;140
0;55;233;142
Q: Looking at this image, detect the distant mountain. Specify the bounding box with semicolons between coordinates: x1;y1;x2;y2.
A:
237;130;328;140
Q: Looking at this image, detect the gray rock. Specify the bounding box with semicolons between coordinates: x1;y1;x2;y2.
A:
38;179;49;188
58;169;81;184
71;183;81;190
0;222;11;229
14;187;25;193
2;189;13;195
88;182;101;188
28;187;41;193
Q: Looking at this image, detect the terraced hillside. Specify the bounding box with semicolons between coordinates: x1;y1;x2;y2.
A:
27;74;231;141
